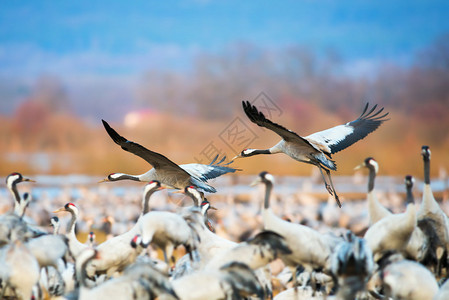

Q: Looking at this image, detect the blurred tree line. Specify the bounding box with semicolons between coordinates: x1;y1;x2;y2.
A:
0;34;448;176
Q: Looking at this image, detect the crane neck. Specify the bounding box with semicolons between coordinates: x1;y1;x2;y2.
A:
253;149;272;156
264;181;273;209
406;185;414;205
14;193;31;218
423;157;430;185
67;210;77;237
14;202;26;218
142;190;155;215
124;174;142;182
8;183;20;206
8;184;21;210
191;195;199;207
186;193;201;208
367;166;376;193
53;224;60;235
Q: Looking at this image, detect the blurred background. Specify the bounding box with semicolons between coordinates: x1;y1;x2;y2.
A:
1;0;448;178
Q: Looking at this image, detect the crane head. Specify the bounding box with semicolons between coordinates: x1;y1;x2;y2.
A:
232;148;258;161
405;175;414;189
131;234;143;248
354;157;378;174
421;145;431;160
6;172;35;187
250;171;275;186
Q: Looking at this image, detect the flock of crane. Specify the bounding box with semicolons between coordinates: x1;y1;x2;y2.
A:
1;101;448;300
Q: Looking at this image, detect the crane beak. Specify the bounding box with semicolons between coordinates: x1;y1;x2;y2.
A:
53;207;66;213
98;178;109;183
354;163;365;171
23;178;36;183
171;190;183;194
231;154;241;161
209;205;218;210
249;177;261;187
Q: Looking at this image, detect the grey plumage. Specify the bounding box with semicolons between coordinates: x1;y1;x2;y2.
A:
220;262;265;299
234;101;389;207
331;231;374;299
417;145;449;275
123;261;179;299
101;119;239;193
331;231;373;279
205;230;292;270
172;261;264;300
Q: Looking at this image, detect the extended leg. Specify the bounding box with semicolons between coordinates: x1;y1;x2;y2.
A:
317;165;333;196
325;169;342;208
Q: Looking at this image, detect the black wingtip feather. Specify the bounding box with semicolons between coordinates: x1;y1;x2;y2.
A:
243;100;269;126
330;103;389;154
216;155;226;165
209;154;219;165
102;119;127;146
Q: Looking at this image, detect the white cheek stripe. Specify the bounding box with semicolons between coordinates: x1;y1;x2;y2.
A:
265;173;275;184
110;174;122;180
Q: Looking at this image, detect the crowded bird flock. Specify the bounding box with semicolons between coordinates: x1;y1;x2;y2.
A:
1;101;448;300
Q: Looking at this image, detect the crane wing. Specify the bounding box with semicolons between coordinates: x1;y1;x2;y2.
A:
305;103;389;154
180;155;240;182
102;120;191;176
242;101;315;148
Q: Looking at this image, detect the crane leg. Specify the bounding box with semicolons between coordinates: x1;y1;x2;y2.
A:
325;169;342;208
317;166;333;196
310;271;317;296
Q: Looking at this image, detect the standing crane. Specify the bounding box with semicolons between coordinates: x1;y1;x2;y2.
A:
417;145;449;275
86;181;164;277
139;209;198;269
403;175;430;264
251;171;332;290
0;193;39;246
355;157;391;225
100;120;239;193
50;216;60;235
5;172;35;216
53;203;88;259
233;101;389;207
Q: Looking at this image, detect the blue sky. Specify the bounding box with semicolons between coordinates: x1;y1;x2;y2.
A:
1;0;449;77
